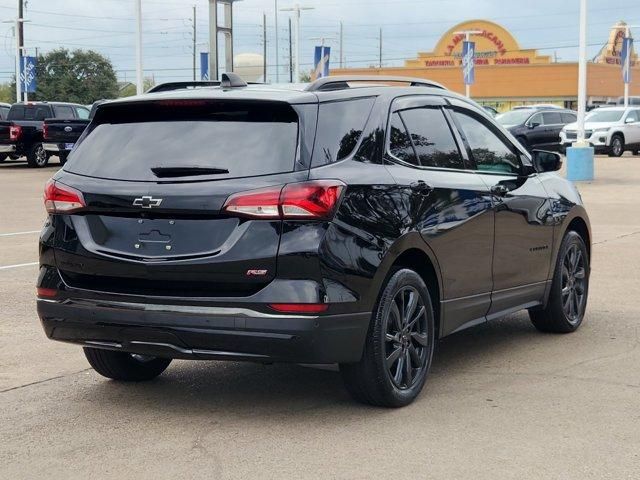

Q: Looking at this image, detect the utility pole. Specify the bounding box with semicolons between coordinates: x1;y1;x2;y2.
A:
192;5;197;81
378;27;382;68
274;0;279;82
339;21;344;68
288;17;293;82
280;4;314;82
135;0;143;95
263;12;267;82
208;0;239;80
454;29;482;98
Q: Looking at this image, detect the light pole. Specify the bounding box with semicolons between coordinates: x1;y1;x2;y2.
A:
281;4;314;82
454;30;481;98
274;0;279;82
567;0;594;182
623;24;638;108
135;0;143;95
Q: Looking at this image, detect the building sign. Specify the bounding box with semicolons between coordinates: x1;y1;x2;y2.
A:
595;23;637;67
462;41;475;85
405;20;550;69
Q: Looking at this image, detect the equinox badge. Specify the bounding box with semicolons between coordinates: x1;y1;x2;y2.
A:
133;196;163;209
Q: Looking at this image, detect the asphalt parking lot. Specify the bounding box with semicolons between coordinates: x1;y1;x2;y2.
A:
1;154;639;479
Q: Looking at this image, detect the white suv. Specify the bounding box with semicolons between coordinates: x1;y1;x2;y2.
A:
560;107;640;156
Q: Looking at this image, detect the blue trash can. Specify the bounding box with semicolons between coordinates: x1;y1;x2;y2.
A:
566;146;594;181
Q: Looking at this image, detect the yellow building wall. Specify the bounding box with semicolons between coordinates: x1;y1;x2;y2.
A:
330;63;640;100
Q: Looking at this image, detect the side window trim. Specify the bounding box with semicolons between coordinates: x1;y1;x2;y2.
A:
385;104;471;172
449;106;525;177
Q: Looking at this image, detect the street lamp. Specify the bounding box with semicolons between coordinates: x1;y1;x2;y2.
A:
281;4;314;82
623;24;639;108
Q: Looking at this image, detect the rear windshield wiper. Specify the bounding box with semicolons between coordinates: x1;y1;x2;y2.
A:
151;166;230;178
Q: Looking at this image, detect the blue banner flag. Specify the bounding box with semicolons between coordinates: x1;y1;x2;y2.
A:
621;37;632;84
200;52;209;80
20;55;37;93
313;46;331;79
462;41;475;85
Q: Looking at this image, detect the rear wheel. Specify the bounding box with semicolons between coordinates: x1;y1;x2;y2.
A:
83;347;172;381
608;134;624;157
26;142;49;168
340;269;435;407
529;231;589;333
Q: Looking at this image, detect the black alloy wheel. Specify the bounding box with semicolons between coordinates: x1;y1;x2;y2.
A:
340;268;435;407
560;243;587;324
384;286;429;389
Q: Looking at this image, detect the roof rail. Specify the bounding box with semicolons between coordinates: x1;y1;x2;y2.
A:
305;75;446;92
147;81;221;93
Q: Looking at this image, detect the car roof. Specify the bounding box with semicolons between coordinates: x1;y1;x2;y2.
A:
11;101;86;108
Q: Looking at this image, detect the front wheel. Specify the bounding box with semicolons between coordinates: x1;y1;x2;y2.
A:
26;143;49;168
529;231;589;333
83;347;172;381
608;135;624;157
340;269;435;407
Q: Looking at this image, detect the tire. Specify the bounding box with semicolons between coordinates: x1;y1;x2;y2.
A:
58;152;68;165
608;134;624;157
340;268;435;407
632;150;639;156
26;142;49;168
0;154;6;163
529;231;589;333
83;347;172;381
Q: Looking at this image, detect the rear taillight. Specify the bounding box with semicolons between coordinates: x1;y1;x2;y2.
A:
9;125;22;141
42;123;49;140
44;179;86;214
223;180;345;220
36;287;58;298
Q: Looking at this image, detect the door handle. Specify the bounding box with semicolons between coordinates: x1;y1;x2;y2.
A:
410;181;433;195
490;184;509;197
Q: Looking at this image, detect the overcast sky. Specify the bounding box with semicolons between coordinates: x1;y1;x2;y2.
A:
0;0;638;85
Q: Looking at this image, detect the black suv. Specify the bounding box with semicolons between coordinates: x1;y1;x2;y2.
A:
496;108;577;152
37;75;591;407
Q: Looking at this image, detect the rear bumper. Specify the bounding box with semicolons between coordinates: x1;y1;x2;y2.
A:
43;143;71;152
0;144;16;153
37;297;371;364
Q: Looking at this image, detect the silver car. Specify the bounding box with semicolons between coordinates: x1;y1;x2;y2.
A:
560;106;640;156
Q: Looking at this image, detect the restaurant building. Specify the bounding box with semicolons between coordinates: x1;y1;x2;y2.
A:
331;19;640;111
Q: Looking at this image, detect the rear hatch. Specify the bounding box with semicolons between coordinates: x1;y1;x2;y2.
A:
44;119;89;144
54;98;311;298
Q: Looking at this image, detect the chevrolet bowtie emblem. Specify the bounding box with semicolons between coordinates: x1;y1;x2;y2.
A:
133;196;163;208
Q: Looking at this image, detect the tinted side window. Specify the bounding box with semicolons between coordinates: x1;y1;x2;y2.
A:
543;112;562;124
311;97;375;167
400;108;464;169
389;112;417;165
76;107;90;119
454;111;521;175
54;106;75;119
626;110;640;122
0;106;9;120
529;113;543;125
561;112;577;123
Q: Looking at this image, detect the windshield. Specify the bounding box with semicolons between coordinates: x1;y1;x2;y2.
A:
585;110;624;123
65;101;299;182
495;110;533;126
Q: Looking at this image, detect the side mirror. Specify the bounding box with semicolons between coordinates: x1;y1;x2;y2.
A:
625;117;635;124
532;149;562;173
529;122;541;129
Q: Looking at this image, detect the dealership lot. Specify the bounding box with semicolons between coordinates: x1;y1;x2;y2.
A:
1;155;639;479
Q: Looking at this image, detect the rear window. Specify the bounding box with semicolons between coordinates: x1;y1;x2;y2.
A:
53;106;75;119
8;104;52;121
311;97;375;167
65;100;299;181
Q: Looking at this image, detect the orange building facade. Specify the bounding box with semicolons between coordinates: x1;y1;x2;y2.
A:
331;20;640;112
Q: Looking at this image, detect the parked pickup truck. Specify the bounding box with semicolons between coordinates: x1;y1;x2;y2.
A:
0;102;90;167
42;101;103;165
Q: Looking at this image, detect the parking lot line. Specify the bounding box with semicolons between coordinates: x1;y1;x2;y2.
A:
0;230;41;237
0;262;39;271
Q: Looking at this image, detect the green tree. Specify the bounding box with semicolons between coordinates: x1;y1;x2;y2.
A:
0;82;14;103
34;48;118;103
